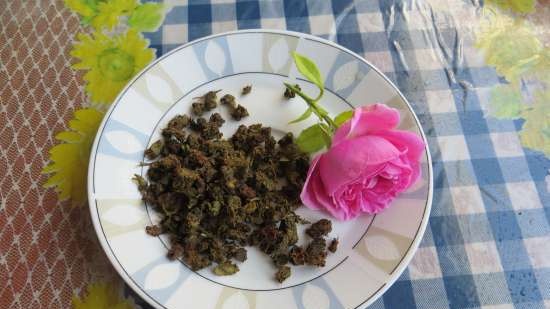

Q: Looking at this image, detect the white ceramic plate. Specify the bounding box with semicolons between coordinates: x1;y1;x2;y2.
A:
88;30;432;309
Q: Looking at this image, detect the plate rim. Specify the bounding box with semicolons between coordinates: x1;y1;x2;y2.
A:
88;28;433;309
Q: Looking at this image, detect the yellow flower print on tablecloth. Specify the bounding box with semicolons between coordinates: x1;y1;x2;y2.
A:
476;13;543;83
476;8;550;156
485;0;536;14
128;2;168;32
520;90;550;156
64;0;100;24
73;282;135;309
64;0;135;29
488;84;523;119
71;29;155;105
92;0;138;30
43;108;104;204
64;0;166;31
43;0;167;203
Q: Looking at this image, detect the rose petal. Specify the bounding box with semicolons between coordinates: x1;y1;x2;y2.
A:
313;173;349;220
376;130;424;185
362;190;391;213
406;161;421;185
301;155;358;220
300;155;323;210
319;135;402;195
333;104;401;145
332;189;350;218
302;103;426;221
374;130;425;162
384;158;415;191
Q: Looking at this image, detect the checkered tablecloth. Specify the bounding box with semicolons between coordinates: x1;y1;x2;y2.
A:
0;0;548;308
135;1;549;308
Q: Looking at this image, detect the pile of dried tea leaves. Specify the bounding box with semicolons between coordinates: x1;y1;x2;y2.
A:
134;89;337;283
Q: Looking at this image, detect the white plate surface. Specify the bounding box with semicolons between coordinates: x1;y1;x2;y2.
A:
88;29;433;309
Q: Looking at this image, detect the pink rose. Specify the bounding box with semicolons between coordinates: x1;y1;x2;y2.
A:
300;103;425;220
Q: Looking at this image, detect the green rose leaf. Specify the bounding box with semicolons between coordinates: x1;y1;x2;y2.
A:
289;107;313;124
292;52;324;93
128;3;165;32
334;110;353;127
296;124;330;154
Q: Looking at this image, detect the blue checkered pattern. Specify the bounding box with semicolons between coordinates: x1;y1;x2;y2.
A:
132;1;550;308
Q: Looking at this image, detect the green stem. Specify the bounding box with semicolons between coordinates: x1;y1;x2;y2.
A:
284;83;337;132
318;123;332;147
313;88;324;102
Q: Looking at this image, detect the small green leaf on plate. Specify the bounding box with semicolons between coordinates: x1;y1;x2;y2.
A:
296;124;330;154
334;110;353;127
289;107;313;124
128;3;165;32
292;52;324;90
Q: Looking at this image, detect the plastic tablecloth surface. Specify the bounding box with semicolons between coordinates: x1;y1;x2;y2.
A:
1;0;549;308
